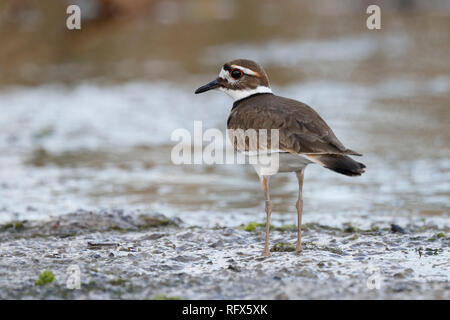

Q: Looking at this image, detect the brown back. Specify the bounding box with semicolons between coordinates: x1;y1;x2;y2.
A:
227;93;362;156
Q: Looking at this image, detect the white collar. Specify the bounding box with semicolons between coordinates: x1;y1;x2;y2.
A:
219;86;273;101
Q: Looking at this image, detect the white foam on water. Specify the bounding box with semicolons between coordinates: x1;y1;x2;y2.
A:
0;78;448;227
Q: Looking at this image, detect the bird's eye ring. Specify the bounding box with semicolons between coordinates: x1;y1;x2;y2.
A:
230;68;243;80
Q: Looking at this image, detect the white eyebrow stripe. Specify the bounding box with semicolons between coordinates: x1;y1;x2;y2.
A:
230;65;259;76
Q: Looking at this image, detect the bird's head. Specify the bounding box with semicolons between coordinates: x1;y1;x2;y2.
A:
195;59;272;101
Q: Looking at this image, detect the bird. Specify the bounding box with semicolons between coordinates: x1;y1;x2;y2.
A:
195;59;365;257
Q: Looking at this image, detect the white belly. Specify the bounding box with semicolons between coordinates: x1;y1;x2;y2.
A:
249;152;313;176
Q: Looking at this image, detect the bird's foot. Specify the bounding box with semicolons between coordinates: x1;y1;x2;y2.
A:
262;249;271;257
295;245;302;254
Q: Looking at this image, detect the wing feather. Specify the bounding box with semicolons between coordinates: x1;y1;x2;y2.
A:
227;94;362;156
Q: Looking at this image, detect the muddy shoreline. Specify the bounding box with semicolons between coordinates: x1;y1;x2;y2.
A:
0;209;448;299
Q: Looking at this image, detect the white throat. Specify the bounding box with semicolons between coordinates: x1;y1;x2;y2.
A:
219;86;272;101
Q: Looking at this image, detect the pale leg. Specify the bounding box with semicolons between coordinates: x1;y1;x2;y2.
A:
295;169;305;254
260;175;272;257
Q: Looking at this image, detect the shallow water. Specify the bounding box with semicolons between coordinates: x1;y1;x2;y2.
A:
0;2;449;298
0;76;448;227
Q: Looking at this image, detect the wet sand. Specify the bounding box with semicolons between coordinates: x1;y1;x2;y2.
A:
0;210;448;299
0;2;449;300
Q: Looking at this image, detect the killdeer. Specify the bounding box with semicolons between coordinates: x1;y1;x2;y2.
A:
195;59;365;256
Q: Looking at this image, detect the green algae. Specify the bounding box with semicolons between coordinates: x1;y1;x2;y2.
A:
109;278;127;286
138;215;178;229
0;221;26;232
302;241;343;255
271;242;296;252
237;222;273;232
343;224;357;233
275;224;297;232
239;223;299;232
325;247;344;255
348;234;359;241
153;294;181;300
0;223;13;231
35;270;55;286
302;223;341;232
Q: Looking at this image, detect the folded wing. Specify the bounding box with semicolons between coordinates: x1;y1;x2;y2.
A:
227;94;362;156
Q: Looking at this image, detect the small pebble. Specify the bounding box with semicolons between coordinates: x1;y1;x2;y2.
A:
391;224;406;234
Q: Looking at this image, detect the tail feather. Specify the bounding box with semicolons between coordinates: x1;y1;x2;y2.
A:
308;154;366;176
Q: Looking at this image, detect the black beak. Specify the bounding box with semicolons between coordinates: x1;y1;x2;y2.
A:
195;79;220;94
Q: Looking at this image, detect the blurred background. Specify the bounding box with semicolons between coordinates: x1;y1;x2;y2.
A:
0;0;449;227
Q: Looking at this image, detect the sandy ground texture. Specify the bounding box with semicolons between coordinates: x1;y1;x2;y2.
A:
0;209;448;299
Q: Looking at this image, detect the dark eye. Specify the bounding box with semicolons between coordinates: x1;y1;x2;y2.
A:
230;69;243;80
